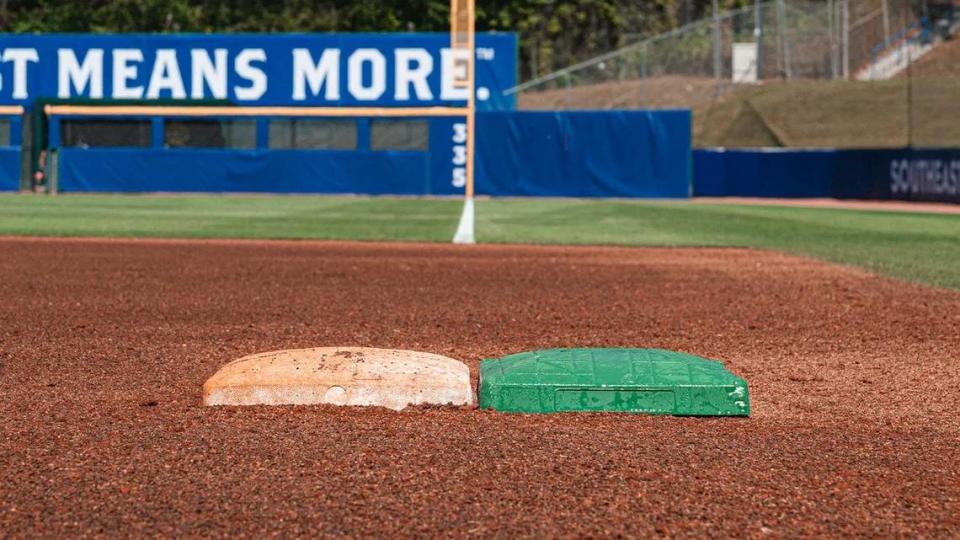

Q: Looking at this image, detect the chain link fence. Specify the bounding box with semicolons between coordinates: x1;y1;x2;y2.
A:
507;0;960;149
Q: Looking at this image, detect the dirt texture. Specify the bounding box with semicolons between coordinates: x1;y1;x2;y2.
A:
905;34;960;79
1;237;958;538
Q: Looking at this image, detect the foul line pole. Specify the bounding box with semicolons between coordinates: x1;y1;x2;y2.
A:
465;1;476;201
451;0;477;244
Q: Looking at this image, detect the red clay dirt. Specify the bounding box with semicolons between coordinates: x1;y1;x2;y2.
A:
1;237;958;537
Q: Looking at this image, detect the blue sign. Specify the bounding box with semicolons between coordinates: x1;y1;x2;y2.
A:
694;148;960;203
0;33;517;110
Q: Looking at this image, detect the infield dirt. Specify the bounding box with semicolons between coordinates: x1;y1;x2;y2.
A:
1;238;958;537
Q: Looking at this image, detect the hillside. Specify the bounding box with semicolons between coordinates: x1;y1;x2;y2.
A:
519;71;960;148
906;33;960;78
517;76;744;110
694;75;960;148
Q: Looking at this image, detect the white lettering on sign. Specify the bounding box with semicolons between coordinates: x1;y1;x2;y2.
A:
394;48;433;100
476;47;495;61
191;49;228;99
1;43;501;103
440;49;469;101
292;48;340;101
234;48;267;100
890;158;960;197
348;48;386;101
451;122;467;188
146;49;187;99
112;49;144;98
1;48;39;99
58;49;104;98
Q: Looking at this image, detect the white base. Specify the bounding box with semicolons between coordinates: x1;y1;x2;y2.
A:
452;198;476;244
203;347;474;411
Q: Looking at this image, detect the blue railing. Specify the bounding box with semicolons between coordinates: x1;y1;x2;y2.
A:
868;17;931;78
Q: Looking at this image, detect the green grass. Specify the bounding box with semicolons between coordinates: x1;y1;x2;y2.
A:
1;194;958;289
0;195;463;242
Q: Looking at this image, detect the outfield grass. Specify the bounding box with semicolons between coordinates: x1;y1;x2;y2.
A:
1;194;958;289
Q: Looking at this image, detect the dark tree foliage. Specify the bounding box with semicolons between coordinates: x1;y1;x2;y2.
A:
1;0;750;79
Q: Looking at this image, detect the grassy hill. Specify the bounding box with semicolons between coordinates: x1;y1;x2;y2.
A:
692;79;918;148
906;33;960;78
519;38;960;149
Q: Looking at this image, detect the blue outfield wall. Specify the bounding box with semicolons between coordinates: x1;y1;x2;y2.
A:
833;149;960;203
694;148;960;203
478;110;691;198
0;114;22;191
7;33;698;198
60;149;431;194
0;148;19;191
55;110;693;198
693;148;835;198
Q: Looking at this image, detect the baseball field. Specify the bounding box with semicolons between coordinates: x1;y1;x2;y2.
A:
1;194;958;536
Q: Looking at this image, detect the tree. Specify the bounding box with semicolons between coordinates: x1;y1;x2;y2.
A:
1;0;741;80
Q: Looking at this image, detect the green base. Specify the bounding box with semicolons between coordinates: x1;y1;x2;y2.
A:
478;348;749;416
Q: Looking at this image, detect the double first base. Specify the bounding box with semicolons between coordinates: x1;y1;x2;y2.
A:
203;347;749;416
